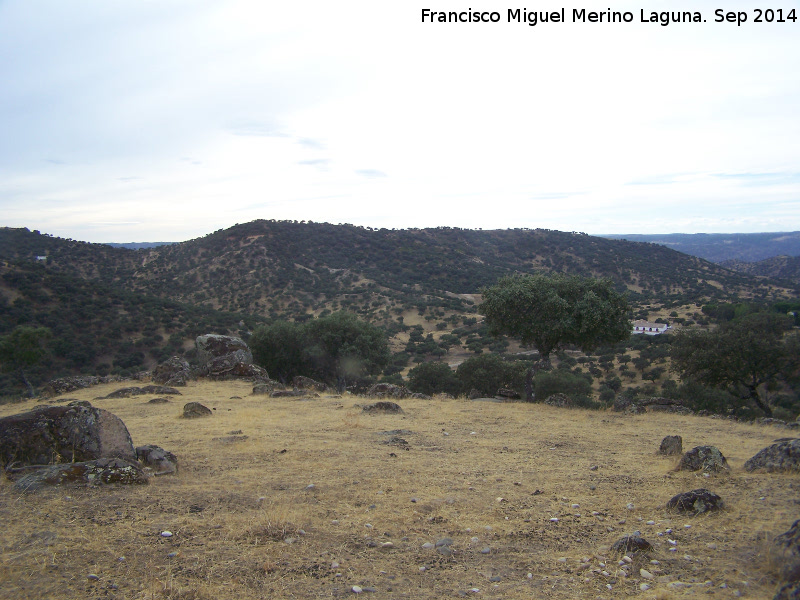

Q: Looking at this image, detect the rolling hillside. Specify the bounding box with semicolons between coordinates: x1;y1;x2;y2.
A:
1;222;797;398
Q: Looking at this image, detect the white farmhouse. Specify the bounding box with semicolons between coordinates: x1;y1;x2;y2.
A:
632;320;671;335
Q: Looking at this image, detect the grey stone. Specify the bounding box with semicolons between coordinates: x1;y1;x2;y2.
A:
195;334;253;366
659;435;683;456
666;489;724;514
0;404;136;472
365;383;411;399
135;444;178;475
183;402;212;418
362;402;404;414
152;356;192;386
14;458;148;492
610;534;653;554
678;446;730;473
544;393;573;408
744;439;800;473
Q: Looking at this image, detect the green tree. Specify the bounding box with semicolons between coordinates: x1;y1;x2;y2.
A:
303;312;390;389
408;361;461;397
479;274;630;400
670;313;800;417
455;353;508;397
250;320;308;383
0;326;51;397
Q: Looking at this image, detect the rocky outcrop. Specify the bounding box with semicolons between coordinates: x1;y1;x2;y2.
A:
613;396;691;415
41;375;124;397
677;446;730;473
98;385;182;399
183;402;212;418
544;393;573;408
666;489;724;514
366;383;411;399
253;381;284;395
292;376;328;392
14;458;148;492
196;334;252;366
152;356;193;386
744;439;800;472
0;403;136;471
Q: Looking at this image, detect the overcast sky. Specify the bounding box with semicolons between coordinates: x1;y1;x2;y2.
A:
1;1;798;242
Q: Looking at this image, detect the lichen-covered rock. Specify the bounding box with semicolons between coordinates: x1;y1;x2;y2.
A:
362;402;404;414
365;383;410;399
203;355;269;380
195;334;252;366
775;520;800;557
659;435;683;456
744;439;800;473
292;376;328;392
14;458;148;492
678;446;730;473
183;402;212;418
544;393;573;408
0;405;136;471
135;444;178;475
152;356;193;386
774;580;800;600
610;534;652;554
253;381;283;395
98;385;182;399
666;489;724;514
41;375;124;397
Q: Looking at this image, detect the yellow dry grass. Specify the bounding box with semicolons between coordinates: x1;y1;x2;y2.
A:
1;380;797;599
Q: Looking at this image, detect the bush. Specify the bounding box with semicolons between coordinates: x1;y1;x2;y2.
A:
533;370;592;402
408;361;461;396
455;353;507;397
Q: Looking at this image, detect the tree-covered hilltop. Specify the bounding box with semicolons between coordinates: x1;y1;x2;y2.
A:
1;222;798;402
2;222;792;324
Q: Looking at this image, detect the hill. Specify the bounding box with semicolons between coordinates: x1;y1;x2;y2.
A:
602;231;800;263
1;222;798;398
720;255;800;285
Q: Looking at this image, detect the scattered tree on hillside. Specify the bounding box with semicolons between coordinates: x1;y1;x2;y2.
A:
0;325;51;397
670;312;800;417
479;274;630;400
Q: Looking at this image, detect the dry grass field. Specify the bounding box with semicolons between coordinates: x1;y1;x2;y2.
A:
1;381;798;600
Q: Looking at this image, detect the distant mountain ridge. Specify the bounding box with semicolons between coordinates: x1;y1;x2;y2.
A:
601;232;800;263
104;242;176;250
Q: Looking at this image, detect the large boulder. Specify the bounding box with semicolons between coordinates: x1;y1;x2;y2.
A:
98;385;182;399
744;439;800;473
666;489;724;514
196;334;252;367
677;445;730;473
14;458;148;492
152;356;193;386
0;403;136;471
183;402;212;418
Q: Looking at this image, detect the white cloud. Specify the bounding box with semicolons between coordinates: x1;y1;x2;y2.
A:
0;0;798;241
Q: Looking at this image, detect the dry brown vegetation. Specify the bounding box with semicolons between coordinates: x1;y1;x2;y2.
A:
1;381;798;599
